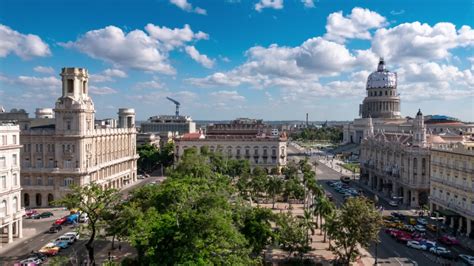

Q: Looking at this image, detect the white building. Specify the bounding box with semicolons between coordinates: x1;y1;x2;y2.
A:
17;67;138;207
0;123;23;244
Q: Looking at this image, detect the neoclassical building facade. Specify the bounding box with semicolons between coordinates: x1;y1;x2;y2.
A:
360;111;438;207
18;68;138;207
0;123;23;244
430;142;474;237
174;132;288;172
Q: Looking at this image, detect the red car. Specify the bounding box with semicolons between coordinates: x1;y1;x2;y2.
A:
24;209;38;218
54;216;68;225
438;235;460;245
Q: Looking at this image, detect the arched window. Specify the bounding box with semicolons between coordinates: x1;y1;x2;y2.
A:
36;193;42;207
0;200;7;217
24;193;30;207
48;194;54;206
12;197;18;212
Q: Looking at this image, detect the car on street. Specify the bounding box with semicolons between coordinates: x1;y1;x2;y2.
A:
38;243;60;256
409;218;417;225
388;200;398;207
34;212;54;219
340;176;351;183
390;212;405;219
19;257;43;265
407;240;427;250
417;218;428;225
414;225;426;232
459;254;474;265
403;225;415;232
54;217;68;225
53;240;70;249
429;246;450;255
29;213;41;219
426;224;438;232
63;231;80;241
24;209;38;218
49;224;62;233
438;235;460;245
56;234;76;245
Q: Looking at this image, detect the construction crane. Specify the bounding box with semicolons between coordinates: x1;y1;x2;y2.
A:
166;97;180;116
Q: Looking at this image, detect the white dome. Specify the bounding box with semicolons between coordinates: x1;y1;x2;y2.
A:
367;58;397;89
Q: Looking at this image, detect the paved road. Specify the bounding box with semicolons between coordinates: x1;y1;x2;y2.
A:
287;144;431;266
0;176;163;265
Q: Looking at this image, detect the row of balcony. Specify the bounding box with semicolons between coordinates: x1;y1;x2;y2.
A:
431;176;473;194
431;161;474;174
430;196;474;218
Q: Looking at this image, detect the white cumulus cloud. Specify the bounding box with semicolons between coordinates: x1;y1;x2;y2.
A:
184;46;214;68
372;22;474;63
88;86;118;95
0;24;51;59
301;0;315;8
324;7;387;43
145;24;208;51
255;0;283;12
170;0;207;15
90;68;128;83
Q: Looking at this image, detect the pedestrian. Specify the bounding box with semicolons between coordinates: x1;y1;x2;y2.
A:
118;244;122;251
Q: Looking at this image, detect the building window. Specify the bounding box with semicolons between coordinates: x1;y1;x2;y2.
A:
36;193;42;206
36;158;43;168
12;197;17;212
37;177;43;186
0;156;5;168
13;173;17;186
24;193;30;207
1;135;6;145
13;135;17;144
0;176;5;188
67;79;74;93
67;121;71;130
64;177;74;187
47;176;54;186
0;200;6;218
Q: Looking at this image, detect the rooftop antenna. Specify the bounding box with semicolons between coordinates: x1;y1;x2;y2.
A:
166;97;180;116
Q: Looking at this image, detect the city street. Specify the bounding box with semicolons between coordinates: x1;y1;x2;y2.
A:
0;176;163;265
287;143;473;266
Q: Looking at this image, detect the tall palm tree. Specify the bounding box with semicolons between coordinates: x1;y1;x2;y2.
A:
266;175;283;209
318;197;335;241
300;209;317;245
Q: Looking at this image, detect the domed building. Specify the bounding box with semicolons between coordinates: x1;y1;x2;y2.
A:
360;58;401;119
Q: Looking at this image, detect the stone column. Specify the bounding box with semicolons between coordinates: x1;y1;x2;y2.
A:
7;222;13;243
450;217;455;228
392;182;398;198
467;218;472;236
19;219;23;238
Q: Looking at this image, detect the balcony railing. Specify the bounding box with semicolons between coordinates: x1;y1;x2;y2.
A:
430;176;473;193
430;196;474;217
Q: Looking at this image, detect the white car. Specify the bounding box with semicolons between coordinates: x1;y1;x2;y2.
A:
388;201;398;207
429;246;450;255
459;254;474;265
407;240;427;250
414;225;426;232
64;231;80;241
19;257;43;265
56;234;76;244
417;218;428;225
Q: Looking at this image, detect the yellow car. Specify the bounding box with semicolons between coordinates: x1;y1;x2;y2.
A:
409;218;417;225
427;224;438;232
39;243;60;256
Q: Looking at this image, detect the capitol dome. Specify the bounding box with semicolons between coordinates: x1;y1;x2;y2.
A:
367;58;397;89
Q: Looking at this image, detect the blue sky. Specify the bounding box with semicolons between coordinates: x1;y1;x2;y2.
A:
0;0;473;121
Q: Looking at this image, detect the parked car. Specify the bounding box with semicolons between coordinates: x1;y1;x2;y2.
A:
417;218;428;225
438;235;460;245
19;257;43;265
340;176;351;183
56;235;76;245
53;240;69;249
388;200;398;207
414;225;426;232
30;213;41;219
49;224;62;233
24;209;38;218
38;243;60;256
426;224;438;232
63;231;80;241
430;246;450;255
34;212;54;219
409;218;417;225
407;240;427;250
65;214;79;224
419;240;437;249
403;225;415;232
54;217;68;225
459;254;474;265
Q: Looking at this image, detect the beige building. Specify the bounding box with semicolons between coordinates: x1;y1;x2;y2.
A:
0;123;23;244
174;119;288;171
17;67;138;208
430;142;474;237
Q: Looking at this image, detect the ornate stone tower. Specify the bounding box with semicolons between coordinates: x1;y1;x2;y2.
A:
54;67;95;135
359;58;401;119
413;109;427;147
